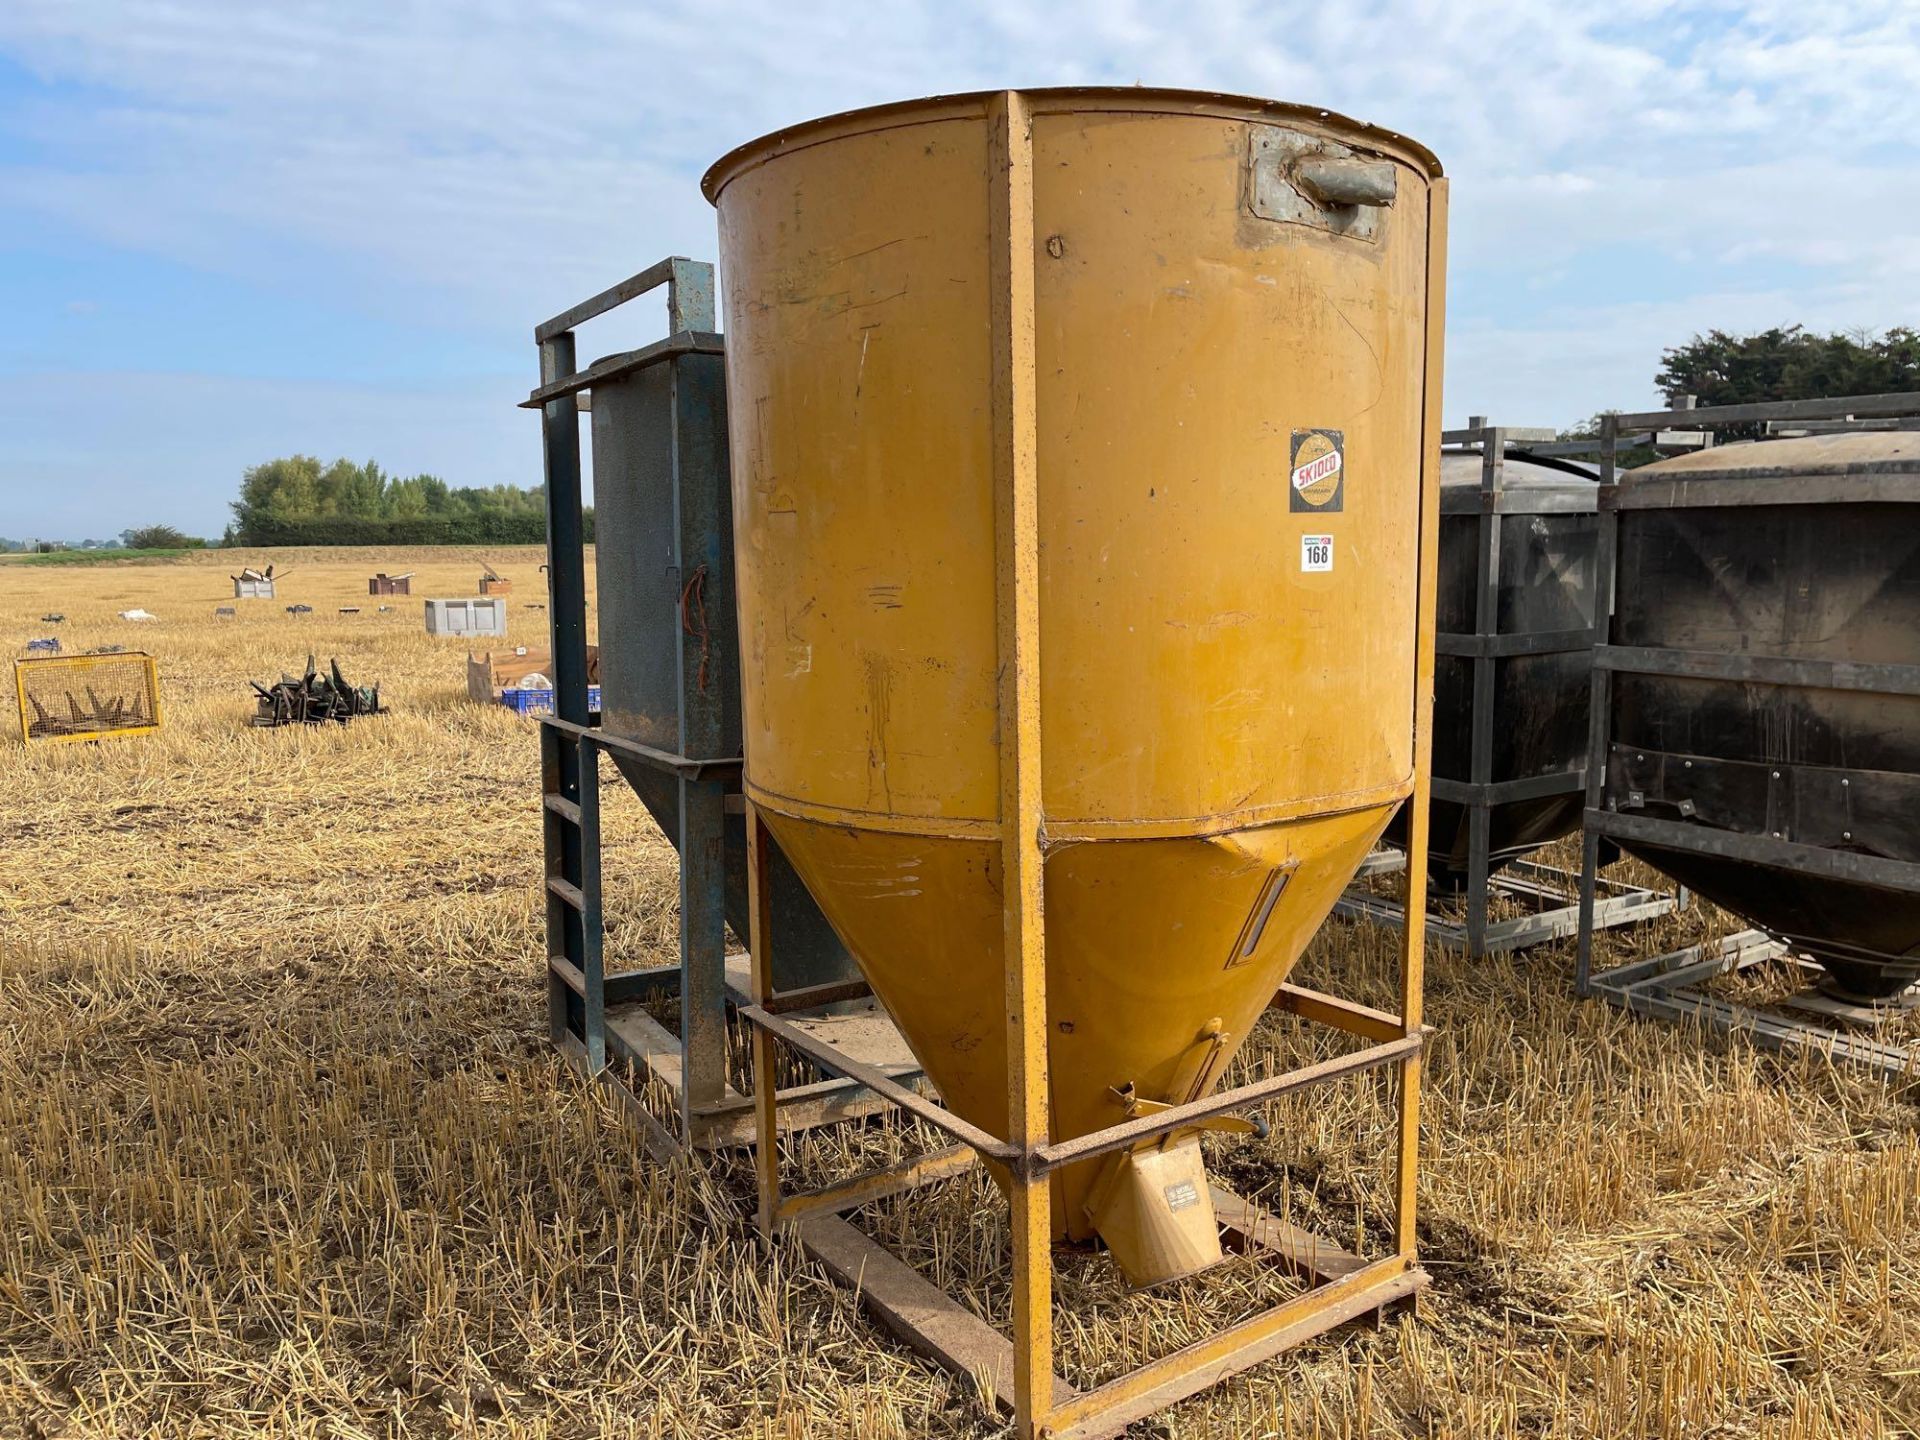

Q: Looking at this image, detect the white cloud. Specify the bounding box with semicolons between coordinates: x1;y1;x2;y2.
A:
1;0;1919;526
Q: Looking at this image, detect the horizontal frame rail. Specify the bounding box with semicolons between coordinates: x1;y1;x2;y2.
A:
776;1144;982;1226
1435;627;1595;658
1595;644;1920;698
534;255;710;343
537;714;742;780
521;331;725;407
741;1005;1019;1162
1587;808;1920;893
742;1004;1423;1179
550;955;679;1007
1268;983;1404;1043
1031;1035;1420;1173
1045;1256;1421;1439
1605;390;1920;431
761;976;877;1015
1442;424;1558;445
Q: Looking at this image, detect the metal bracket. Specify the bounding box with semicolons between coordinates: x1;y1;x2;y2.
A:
1249;126;1392;241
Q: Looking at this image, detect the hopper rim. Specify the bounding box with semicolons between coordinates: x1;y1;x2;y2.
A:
742;774;1417;843
701;85;1443;203
1625;428;1920;483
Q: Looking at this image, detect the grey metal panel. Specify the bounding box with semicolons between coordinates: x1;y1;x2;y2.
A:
593;363;690;753
523;331;727;409
1605;390;1920;431
1608;472;1920;510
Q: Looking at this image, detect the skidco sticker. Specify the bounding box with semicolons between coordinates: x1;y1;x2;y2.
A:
1289;428;1345;512
1301;535;1334;572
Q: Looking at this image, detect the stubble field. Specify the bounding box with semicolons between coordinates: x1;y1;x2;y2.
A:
0;546;1915;1439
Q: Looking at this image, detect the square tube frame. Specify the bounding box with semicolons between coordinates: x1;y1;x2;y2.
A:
1345;422;1676;957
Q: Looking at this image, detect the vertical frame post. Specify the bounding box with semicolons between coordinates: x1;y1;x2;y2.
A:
747;802;781;1237
1396;176;1448;1263
987;88;1054;1440
668;280;730;1119
579;739;606;1072
678;777;729;1118
1575;412;1621;995
540;332;589;1049
1465;424;1505;955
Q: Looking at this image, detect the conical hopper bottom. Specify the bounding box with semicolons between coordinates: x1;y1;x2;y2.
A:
761;800;1393;1272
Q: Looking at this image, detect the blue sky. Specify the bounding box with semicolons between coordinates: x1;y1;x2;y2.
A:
2;0;1917;538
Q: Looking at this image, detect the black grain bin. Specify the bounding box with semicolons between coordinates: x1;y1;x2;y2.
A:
1385;436;1602;894
1585;415;1920;1000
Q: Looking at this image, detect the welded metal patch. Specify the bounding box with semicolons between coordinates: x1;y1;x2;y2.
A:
1249;126;1392;241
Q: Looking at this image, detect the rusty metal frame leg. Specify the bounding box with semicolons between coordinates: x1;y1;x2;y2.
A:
746;803;781;1238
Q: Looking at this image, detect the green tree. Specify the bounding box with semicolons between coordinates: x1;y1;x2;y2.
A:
120;524;201;550
229;456;553;545
1655;325;1920;435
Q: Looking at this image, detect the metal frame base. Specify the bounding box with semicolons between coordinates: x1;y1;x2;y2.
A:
786;1176;1424;1440
1337;851;1677;956
595;953;926;1151
740;791;1431;1439
1587;929;1919;1079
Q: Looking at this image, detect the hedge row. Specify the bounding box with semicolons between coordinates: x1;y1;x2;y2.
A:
233;512;591;547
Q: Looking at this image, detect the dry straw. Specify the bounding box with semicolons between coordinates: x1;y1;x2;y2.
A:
1;548;1916;1437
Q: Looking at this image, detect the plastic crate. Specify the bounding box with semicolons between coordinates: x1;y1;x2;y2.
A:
499;685;600;716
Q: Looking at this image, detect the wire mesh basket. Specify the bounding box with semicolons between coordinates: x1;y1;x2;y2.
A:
14;652;163;743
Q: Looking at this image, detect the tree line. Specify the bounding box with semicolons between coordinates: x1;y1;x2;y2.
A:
1566;324;1920;439
224;456;587;546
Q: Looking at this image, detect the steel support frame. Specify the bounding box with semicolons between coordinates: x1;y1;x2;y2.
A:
740;113;1448;1440
1586;929;1918;1079
532;260;906;1150
1576;394;1920;1026
1359;422;1675;957
1337;856;1674;957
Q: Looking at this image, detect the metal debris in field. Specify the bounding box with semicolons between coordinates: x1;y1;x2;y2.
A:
26;638;60;654
250;656;383;728
285;603;313;615
40;613;63;624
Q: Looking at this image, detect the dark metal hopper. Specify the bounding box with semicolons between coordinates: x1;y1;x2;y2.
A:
1602;429;1920;998
1387;449;1601;889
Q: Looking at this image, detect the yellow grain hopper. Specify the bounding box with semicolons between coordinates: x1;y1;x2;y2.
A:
712;87;1446;1436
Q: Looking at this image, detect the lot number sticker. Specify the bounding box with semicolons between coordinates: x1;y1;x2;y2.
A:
1301;534;1333;572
